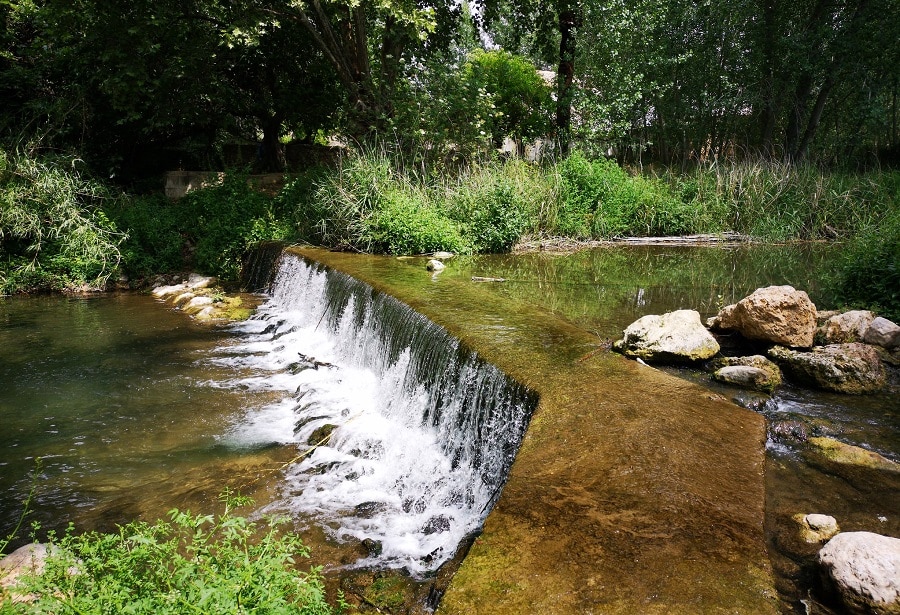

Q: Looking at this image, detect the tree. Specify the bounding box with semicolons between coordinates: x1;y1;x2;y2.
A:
477;0;582;154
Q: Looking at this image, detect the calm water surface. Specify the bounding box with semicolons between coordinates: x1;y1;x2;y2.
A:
0;293;290;548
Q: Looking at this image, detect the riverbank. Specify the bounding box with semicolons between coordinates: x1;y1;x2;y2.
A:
3;148;897;318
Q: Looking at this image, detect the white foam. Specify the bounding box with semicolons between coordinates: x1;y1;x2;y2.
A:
205;255;531;576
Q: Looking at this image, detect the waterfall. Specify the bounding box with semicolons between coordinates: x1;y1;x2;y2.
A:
212;251;536;575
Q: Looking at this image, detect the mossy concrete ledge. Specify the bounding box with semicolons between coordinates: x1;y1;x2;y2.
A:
293;248;778;615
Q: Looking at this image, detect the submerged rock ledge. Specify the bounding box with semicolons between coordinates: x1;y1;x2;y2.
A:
293;247;777;615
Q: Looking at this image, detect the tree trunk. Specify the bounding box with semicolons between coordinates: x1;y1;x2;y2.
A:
795;74;835;161
757;0;778;157
259;115;285;172
556;5;578;156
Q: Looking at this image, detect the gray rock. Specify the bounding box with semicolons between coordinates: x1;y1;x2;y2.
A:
614;310;720;362
714;365;780;392
709;355;782;392
426;259;445;272
186;273;217;290
769;343;886;394
818;531;900;614
864;317;900;350
819;310;875;344
432;251;455;260
714;285;817;348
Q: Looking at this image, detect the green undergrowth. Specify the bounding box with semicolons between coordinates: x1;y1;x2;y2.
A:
108;174;295;281
0;491;344;615
0;151;124;294
4;147;897;320
827;208;900;321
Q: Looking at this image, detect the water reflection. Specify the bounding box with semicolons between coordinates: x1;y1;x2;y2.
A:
0;294;287;550
425;243;897;612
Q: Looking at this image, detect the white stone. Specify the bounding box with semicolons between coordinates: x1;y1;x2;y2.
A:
426;259;445;272
151;283;187;298
183;296;214;314
614;310;720;362
818;531;900;614
172;291;195;306
821;310;875;344
864;316;900;349
186;273;217;291
799;514;840;543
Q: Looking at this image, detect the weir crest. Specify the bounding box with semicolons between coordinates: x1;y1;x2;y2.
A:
214;251;536;575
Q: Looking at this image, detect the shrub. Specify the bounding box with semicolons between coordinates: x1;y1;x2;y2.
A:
555;153;702;238
104;195;185;278
1;492;342;614
0;151;124;293
177;174;294;279
364;188;467;255
829;209;900;321
447;173;531;253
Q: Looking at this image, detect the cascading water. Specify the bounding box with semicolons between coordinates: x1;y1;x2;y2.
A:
208;252;536;576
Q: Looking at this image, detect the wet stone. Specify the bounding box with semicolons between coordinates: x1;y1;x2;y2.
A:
423;515;452;535
355;501;387;518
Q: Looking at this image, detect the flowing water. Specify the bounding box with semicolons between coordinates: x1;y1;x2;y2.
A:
1;243;897;613
214;254;535;575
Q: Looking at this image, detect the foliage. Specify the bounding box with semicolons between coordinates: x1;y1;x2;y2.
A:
175;175;294;280
660;162;898;241
829;208;900;321
444;160;540;252
389;42;553;164
280;151;548;254
554;152;703;238
461;50;553;148
364;188;468;255
1;491;342;615
103;195;184;278
0;150;123;294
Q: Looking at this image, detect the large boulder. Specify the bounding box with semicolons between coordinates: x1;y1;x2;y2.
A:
768;343;886;394
613;310;720;362
864;317;900;350
818;532;900;614
819;310;875;344
713;285;817;348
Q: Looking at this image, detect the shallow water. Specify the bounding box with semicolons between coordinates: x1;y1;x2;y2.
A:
0;293;292;548
1;244;896;614
422;243;899;612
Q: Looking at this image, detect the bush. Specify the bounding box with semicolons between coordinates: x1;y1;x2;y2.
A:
177;174;294;279
0;151;124;293
364;188;467;255
104;195;184;278
1;492;342;614
445;168;533;253
555;153;702;238
829;210;900;321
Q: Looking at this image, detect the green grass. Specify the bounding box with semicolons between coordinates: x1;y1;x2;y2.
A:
5;146;897;320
